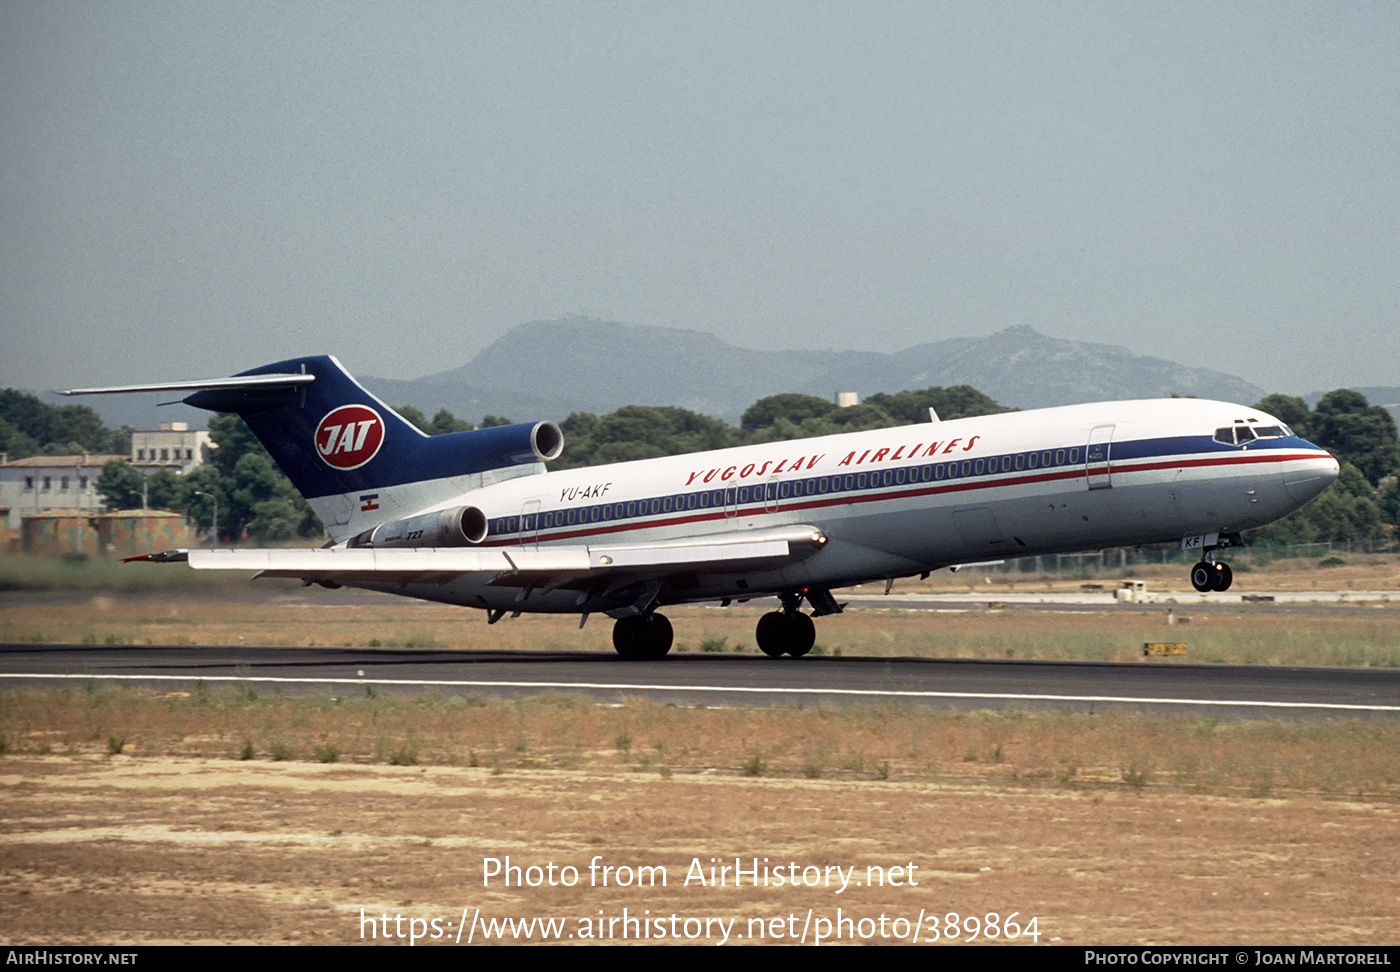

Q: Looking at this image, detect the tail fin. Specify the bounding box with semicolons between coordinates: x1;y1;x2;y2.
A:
67;355;562;541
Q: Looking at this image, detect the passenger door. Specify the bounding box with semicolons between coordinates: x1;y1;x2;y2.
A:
1086;424;1115;490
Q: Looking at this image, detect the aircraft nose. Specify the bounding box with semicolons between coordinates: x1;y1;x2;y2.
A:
1282;445;1340;504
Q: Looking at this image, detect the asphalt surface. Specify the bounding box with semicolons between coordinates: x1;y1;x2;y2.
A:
3;642;1398;717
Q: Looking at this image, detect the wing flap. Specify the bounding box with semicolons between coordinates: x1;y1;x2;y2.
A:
589;538;791;568
152;525;827;586
187;547;524;573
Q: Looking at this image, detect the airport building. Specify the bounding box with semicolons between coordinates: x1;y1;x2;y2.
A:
0;453;124;532
130;422;213;473
0;423;213;533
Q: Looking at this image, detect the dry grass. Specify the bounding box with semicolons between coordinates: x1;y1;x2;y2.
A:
906;553;1400;595
3;590;1398;668
806;609;1400;667
4;686;1399;801
0;552;247;593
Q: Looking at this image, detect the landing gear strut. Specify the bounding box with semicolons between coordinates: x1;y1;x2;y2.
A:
612;613;673;660
755;593;817;657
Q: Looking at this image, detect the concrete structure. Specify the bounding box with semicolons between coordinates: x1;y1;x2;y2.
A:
14;509;192;557
95;510;191;557
131;422;213;473
21;511;100;557
0;454;124;531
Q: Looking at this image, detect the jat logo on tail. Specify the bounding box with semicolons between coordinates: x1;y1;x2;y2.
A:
315;405;385;470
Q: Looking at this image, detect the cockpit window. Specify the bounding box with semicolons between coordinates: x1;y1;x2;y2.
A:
1215;423;1290;446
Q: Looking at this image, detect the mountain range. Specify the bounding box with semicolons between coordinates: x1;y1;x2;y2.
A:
33;317;1397;430
363;317;1269;423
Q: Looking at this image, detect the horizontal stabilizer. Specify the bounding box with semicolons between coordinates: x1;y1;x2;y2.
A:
61;374;315;396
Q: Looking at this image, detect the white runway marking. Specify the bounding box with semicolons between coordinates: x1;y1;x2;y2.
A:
2;672;1396;712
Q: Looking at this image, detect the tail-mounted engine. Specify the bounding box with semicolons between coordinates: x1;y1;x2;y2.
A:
347;506;488;548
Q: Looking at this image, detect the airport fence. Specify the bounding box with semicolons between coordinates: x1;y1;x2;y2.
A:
1000;538;1397;577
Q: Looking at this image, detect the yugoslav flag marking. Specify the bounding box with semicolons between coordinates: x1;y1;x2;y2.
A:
315;405;385;470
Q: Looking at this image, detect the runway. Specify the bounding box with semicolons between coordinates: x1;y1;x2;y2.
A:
3;643;1398;717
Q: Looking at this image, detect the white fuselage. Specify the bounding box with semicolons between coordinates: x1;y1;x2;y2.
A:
337;398;1338;614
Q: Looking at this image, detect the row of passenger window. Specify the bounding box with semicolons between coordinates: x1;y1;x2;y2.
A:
490;446;1084;538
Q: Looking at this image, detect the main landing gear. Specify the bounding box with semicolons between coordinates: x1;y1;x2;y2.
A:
756;610;816;657
610;588;838;660
755;590;829;658
611;613;673;660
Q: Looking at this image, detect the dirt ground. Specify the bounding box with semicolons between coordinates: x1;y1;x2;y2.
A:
1;754;1396;946
4;558;1397;946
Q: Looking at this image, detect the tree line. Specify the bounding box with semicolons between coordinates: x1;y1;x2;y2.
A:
0;389;132;459
1248;391;1399;547
4;383;1396;548
91;414;320;543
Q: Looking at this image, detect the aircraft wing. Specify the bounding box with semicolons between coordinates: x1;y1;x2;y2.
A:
134;525;828;588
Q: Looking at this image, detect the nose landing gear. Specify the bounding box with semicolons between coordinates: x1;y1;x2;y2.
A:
1185;532;1241;593
1190;559;1233;592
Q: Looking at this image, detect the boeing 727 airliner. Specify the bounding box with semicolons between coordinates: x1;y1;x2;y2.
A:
66;355;1339;658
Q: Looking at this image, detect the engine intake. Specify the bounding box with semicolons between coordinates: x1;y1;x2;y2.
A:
462;420;563;467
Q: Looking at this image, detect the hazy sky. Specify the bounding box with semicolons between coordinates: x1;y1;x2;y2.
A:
3;2;1396;397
